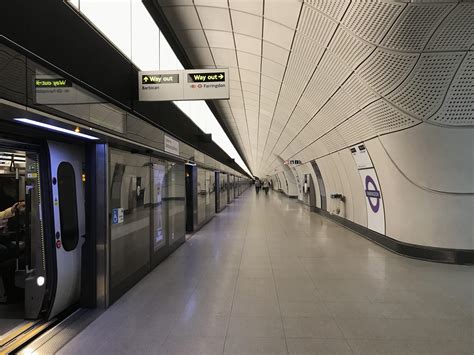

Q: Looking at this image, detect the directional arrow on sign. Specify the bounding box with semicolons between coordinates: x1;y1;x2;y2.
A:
218;74;224;79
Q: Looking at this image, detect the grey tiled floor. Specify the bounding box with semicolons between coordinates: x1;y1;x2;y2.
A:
58;190;473;354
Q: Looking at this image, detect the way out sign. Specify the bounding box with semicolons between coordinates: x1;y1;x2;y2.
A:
138;69;229;101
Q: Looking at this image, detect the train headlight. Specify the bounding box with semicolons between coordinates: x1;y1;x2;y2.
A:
37;276;45;286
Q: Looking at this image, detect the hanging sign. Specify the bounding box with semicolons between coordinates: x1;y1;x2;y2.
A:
138;69;229;101
138;70;183;101
183;69;229;100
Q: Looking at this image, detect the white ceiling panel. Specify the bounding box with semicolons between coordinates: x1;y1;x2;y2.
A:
235;34;262;56
194;0;227;8
163;6;201;30
426;4;474;51
260;75;282;93
239;68;261;85
356;49;419;96
212;48;238;66
328;27;375;70
261;58;285;81
299;4;337;47
342;1;405;44
264;19;294;49
242;82;260;94
264;0;302;29
237;51;262;72
381;3;454;52
304;0;350;21
260;87;279;101
262;42;290;66
176;29;208;48
185;47;215;65
229;0;263;16
229;67;241;81
231;10;263;38
196;6;232;31
205;30;235;49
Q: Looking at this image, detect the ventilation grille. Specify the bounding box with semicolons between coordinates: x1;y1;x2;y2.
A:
328;27;375;70
429;52;474;126
387;53;464;119
299;4;338;47
319;130;346;154
298;141;328;162
426;4;474;51
336;111;377;147
341;74;380;110
283;35;324;103
316;90;359;130
356;49;419;95
382;4;454;52
342;2;405;43
304;0;350;21
302;52;352;117
364;99;418;135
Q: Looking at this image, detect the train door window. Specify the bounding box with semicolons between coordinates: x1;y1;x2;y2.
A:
57;162;79;251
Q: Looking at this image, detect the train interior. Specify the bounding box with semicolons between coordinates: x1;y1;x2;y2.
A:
0;148;40;342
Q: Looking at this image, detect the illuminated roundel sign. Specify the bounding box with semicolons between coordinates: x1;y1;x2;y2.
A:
365;175;381;213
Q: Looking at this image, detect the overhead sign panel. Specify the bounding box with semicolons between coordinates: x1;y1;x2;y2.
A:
184;69;229;100
138;69;229;101
139;70;182;101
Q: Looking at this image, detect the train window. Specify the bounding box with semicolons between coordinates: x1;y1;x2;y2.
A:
57;162;79;251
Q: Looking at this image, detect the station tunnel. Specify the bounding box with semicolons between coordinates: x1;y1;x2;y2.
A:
0;0;472;353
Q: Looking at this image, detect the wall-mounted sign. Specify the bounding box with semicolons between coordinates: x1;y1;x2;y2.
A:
359;169;385;234
350;144;385;234
138;69;229;101
284;160;301;166
164;134;180;155
34;74;101;105
35;78;72;88
350;144;372;169
112;208;124;225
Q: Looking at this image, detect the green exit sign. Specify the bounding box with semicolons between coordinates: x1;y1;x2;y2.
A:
35;79;72;88
142;74;179;84
188;72;225;83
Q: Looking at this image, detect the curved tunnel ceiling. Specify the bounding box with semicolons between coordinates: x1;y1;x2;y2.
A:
157;0;474;177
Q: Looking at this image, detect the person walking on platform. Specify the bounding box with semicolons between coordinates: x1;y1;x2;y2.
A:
263;179;270;195
255;179;261;194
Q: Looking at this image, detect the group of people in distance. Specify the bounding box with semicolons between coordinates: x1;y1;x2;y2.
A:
255;178;270;195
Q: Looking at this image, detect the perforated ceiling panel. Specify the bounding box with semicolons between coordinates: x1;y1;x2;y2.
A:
156;0;473;176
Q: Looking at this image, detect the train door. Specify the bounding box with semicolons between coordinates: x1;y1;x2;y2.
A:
47;141;85;319
0;143;47;340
